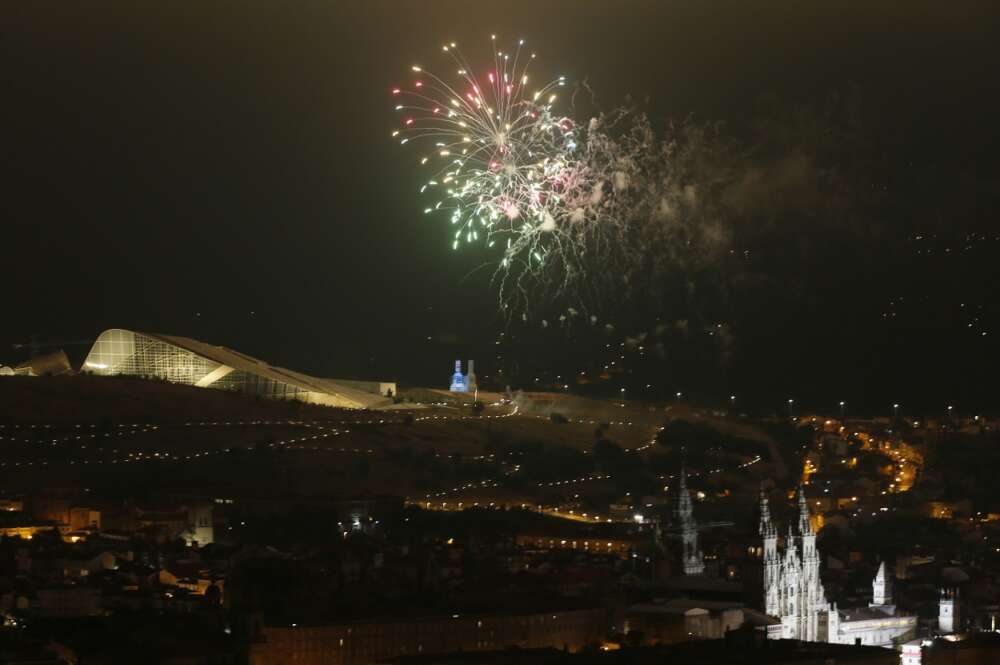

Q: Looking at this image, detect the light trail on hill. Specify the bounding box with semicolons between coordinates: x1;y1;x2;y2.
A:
0;403;519;468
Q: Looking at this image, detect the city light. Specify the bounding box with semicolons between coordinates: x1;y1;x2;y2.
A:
5;8;991;660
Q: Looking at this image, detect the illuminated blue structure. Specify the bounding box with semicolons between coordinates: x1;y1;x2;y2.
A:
449;360;477;393
450;360;468;392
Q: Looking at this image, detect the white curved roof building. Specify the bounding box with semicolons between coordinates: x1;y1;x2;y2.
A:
82;329;394;410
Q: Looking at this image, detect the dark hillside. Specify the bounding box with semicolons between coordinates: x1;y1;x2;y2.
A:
0;374;359;424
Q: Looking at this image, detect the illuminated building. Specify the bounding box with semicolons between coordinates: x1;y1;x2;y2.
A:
827;561;917;647
10;350;72;376
760;487;916;647
939;589;957;634
247;606;608;665
466;359;477;393
901;639;924;665
0;513;69;540
671;467;705;575
449;359;476;393
450;360;467;392
625;599;746;643
82;329;394;409
127;502;215;546
0;498;24;512
514;533;638;557
761;486;827;641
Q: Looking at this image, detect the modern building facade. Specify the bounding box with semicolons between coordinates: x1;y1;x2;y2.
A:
82;329;394;410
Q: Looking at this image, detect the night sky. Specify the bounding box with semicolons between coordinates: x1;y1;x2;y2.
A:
3;2;999;414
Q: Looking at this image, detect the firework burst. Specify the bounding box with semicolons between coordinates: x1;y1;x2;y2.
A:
391;39;723;323
392;37;621;312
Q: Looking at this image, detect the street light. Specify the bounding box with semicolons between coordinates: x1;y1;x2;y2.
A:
787;398;795;418
893;403;900;419
839;401;846;419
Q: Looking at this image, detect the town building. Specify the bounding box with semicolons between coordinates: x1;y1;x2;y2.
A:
826;560;917;646
247;606;608;665
938;589;957;634
901;639;924;665
513;533;637;558
625;599;746;643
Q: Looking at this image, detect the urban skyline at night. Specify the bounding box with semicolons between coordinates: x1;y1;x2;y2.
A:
1;3;999;664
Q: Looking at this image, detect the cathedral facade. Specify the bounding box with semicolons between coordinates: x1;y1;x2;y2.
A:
760;486;917;647
760;486;828;641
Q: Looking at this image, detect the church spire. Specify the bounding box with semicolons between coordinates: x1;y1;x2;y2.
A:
763;484;831;643
872;560;893;607
673;464;703;575
673;464;695;526
797;485;813;535
759;483;775;537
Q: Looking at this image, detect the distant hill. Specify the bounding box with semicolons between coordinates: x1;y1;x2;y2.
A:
0;374;365;424
0;375;780;504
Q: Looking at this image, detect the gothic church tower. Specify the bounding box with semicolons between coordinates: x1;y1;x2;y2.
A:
760;484;827;641
673;467;704;575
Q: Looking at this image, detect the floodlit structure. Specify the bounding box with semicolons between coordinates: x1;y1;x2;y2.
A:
10;350;73;377
671;467;705;575
449;360;468;392
760;486;917;647
82;329;394;409
448;359;477;394
939;589;957;634
761;486;827;641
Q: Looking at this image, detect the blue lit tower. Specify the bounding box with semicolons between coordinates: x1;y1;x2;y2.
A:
450;360;468;392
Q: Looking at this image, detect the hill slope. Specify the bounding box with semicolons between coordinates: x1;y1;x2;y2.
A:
0;375;365;424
